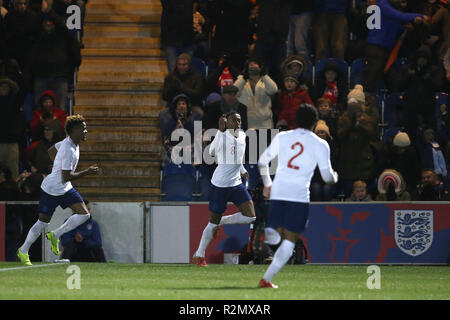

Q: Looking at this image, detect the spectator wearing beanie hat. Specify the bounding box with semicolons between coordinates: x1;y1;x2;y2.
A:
275;72;314;130
379;131;420;193
310;119;338;201
347;84;365;105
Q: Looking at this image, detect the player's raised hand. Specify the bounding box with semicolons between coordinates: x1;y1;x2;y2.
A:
219;114;227;132
88;164;100;175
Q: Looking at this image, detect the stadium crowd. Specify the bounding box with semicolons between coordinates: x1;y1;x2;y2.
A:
159;0;450;202
0;0;449;205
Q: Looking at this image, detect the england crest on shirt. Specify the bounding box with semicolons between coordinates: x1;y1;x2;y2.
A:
394;210;433;257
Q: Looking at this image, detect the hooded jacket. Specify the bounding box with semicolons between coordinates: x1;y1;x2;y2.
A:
30;13;81;79
30;90;67;141
160;94;195;139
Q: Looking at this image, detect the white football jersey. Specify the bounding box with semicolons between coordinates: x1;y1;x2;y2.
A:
258;128;338;203
41;137;79;196
209;130;247;188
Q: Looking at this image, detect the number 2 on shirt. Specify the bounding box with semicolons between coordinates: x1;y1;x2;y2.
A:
287;142;304;170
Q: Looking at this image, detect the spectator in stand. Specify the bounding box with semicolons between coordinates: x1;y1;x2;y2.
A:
161;0;194;73
412;168;450;200
16;170;44;200
30;89;67;142
203;85;248;131
209;0;252;71
376;169;411;201
0;162;19;200
280;54;312;96
286;0;314;59
159;94;198;163
52;0;87;43
346;0;370;62
363;0;425;93
0;75;25;180
398;45;445;142
316;97;338;138
4;0;41;91
0;0;7;18
311;0;349;62
206;53;240;95
60;200;107;263
313;60;348;112
192;0;208;62
26;124;61;174
418;128;448;179
234;57;278;130
275;73;314;130
444;46;450;93
337;98;378;197
310;120;338;201
346;180;372;201
422;0;450;61
31;11;81;112
162;52;205;117
255;0;292;80
379;131;420;192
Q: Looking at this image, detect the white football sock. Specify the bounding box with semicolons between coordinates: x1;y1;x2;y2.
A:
53;214;90;239
20;220;48;254
263;239;295;282
194;222;218;258
219;212;256;225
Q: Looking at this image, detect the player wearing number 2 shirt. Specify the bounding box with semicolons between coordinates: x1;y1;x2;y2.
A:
257;104;338;288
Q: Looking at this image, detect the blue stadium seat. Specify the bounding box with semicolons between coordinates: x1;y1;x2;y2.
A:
382;127;402;145
349;58;385;94
434;92;449;132
191;57;207;77
161;162;196;201
196;164;214;201
383;93;404;128
315;58;349;87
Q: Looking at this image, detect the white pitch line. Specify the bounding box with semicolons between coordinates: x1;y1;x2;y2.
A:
0;263;66;272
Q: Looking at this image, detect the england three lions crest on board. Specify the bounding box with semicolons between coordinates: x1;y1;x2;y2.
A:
394;210;433;257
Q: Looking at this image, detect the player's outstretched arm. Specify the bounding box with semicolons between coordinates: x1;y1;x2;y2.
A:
62;164;99;182
48;146;57;162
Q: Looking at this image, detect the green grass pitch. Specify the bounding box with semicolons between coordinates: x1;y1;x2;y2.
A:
0;262;449;300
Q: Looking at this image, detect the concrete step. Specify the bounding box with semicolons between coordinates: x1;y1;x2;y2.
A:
78;161;160;174
83;37;160;49
82;140;162;153
74;186;161;202
74;176;159;188
86;126;160;142
81;48;164;58
74;92;163;106
80;151;160;162
76;80;163;91
85;14;160;24
86;3;161;16
84;24;160;38
84;116;158;127
79;59;167;72
74;105;164;118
